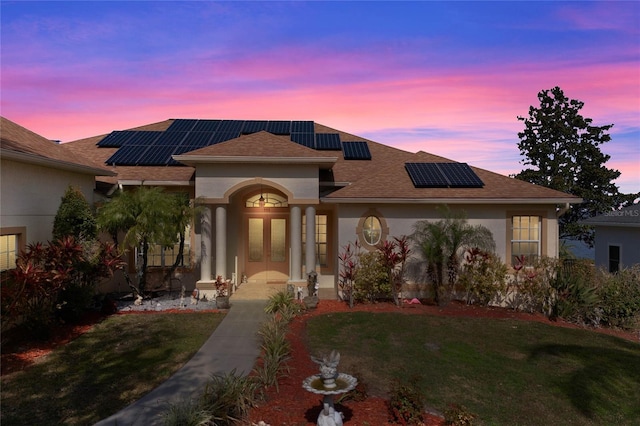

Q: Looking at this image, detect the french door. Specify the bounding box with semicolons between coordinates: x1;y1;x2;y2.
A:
245;215;289;283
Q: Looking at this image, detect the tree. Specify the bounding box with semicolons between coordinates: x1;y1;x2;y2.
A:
410;206;496;305
52;186;97;241
96;186;187;295
514;86;639;246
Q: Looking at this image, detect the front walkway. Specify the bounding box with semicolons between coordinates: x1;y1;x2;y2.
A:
94;300;267;426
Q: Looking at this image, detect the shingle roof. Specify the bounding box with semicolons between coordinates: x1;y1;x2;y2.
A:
1;116;112;175
64;118;580;203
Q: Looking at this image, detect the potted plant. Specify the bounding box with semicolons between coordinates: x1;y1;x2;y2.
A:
215;275;230;309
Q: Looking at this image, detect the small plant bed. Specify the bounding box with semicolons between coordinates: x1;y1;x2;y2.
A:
1;311;225;425
249;300;639;425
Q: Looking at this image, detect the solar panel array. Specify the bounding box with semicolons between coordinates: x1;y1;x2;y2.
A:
405;163;484;188
342;141;372;160
100;119;373;166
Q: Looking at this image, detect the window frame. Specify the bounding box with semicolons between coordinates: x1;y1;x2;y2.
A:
506;212;547;268
0;227;26;272
356;209;389;250
302;212;332;271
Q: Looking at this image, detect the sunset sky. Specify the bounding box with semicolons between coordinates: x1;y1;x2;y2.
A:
2;1;638;194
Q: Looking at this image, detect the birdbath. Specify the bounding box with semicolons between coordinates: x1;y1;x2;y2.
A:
302;350;358;426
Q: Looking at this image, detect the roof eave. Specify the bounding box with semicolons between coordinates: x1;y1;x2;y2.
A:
320;197;583;205
118;180;194;187
1;148;115;176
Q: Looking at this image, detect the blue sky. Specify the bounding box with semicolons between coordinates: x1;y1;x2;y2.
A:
2;1;638;194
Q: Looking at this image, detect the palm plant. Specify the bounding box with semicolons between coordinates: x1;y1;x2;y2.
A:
96;186;191;295
410;206;496;305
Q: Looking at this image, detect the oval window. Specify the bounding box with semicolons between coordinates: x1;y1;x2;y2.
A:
362;216;382;246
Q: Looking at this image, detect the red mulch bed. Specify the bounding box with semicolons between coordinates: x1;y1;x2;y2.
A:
2;300;637;425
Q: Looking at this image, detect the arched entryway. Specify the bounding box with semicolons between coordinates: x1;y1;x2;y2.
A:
243;189;289;283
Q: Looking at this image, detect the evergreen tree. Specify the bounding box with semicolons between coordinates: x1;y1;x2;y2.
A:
514;86;638;246
52;186;97;241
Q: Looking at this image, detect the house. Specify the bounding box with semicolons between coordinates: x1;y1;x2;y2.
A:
581;204;640;272
64;118;580;298
0;117;114;271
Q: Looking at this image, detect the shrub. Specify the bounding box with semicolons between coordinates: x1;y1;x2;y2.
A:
550;260;600;325
200;370;259;425
353;251;391;302
444;403;477;425
458;248;508;306
254;315;291;392
162;398;211;426
597;265;640;329
52;185;97;241
510;256;558;314
388;378;425;425
264;289;296;315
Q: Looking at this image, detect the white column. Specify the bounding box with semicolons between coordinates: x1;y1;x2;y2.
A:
200;206;212;282
290;205;302;281
305;205;316;275
215;205;227;279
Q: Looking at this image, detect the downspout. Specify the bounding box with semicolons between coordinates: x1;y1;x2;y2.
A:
557;202;570;218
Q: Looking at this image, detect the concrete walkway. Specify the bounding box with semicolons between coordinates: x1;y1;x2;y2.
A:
95;300;268;426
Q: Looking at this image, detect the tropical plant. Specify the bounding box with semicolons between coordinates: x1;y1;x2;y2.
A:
96;186;198;295
550;259;600;325
410;206;496;305
597;265;640;328
338;241;360;308
1;237;122;337
377;236;410;306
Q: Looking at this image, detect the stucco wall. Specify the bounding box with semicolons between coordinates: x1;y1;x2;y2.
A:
1;159;97;244
594;226;640;269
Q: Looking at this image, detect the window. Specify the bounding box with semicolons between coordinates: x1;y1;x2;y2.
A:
356;210;389;250
609;245;620;273
303;214;328;267
0;234;18;271
147;225;192;268
511;215;541;264
362;216;382;246
245;192;288;208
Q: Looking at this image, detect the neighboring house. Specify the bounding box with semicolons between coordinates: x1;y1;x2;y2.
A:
0;117;114;271
582;204;640;272
65;119;580;298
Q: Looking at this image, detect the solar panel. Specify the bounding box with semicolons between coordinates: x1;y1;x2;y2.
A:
167;119;198;132
192;120;221;132
210;132;240;144
180;131;214;148
122;131;162;146
316;133;341;150
217;120;244;133
290;133;315;148
242;120;268;134
155;132;188;146
291;121;314;133
266;121;291;135
439;163;484;188
97;131;137;148
342;141;371;160
105;145;151;166
405;163;449;188
137;146;177;166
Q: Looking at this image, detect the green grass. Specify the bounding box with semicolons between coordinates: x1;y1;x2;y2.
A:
306;312;640;426
1;312;224;426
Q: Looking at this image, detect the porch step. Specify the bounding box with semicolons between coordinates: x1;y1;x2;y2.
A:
231;281;287;300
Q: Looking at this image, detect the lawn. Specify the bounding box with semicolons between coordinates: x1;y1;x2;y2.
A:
0;312;224;426
305;312;640;425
